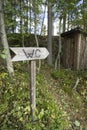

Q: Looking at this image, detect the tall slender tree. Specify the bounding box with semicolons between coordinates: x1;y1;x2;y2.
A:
47;0;53;65
0;0;14;76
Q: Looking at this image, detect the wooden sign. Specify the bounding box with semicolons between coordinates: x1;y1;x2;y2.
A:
10;47;49;121
10;47;49;61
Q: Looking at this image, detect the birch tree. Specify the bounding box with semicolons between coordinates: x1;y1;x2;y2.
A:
0;0;14;76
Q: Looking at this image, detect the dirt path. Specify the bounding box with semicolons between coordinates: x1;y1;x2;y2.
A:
42;66;87;130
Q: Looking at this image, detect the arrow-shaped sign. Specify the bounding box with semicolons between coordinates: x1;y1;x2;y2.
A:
10;47;49;61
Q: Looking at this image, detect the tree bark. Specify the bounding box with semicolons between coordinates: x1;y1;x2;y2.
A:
0;0;14;76
63;14;66;32
47;1;52;65
55;17;62;70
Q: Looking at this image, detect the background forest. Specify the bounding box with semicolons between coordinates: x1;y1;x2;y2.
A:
1;0;87;34
1;0;87;73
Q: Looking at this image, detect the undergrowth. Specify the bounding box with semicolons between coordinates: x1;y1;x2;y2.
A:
51;69;87;107
52;69;85;91
0;63;69;130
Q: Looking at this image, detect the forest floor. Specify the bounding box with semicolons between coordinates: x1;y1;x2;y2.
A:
41;64;87;130
0;62;87;130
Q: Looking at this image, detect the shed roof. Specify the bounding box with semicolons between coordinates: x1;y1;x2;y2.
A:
61;27;86;37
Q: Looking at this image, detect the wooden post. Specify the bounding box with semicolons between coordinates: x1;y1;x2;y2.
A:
10;47;49;120
30;60;36;121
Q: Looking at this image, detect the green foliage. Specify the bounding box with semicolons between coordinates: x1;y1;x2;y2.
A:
0;63;69;130
0;49;7;59
2;0;87;35
74;120;80;127
36;74;69;130
51;69;87;109
51;69;77;95
51;69;87;97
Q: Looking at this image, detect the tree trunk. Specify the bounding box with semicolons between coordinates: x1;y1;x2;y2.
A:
47;1;52;65
55;17;62;70
32;0;37;34
77;33;81;70
29;0;32;33
63;14;66;32
0;0;14;76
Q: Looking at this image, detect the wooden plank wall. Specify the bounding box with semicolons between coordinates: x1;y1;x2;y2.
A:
62;31;87;70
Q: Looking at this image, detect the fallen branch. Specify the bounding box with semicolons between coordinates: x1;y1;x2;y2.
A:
73;77;80;90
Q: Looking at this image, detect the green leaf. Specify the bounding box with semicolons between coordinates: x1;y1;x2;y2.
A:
74;120;80;127
0;49;7;59
38;109;45;119
1;53;6;59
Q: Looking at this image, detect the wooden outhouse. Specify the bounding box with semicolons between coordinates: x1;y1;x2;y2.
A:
61;27;87;70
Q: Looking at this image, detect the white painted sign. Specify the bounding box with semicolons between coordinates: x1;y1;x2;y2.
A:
10;47;49;61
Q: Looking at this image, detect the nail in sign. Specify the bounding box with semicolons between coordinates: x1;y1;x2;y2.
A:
10;47;49;61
